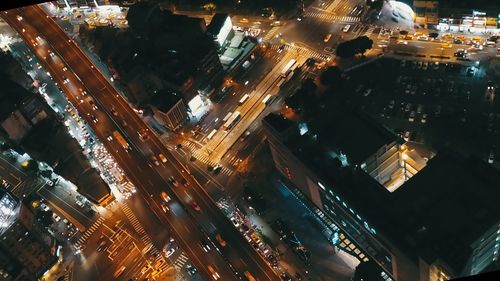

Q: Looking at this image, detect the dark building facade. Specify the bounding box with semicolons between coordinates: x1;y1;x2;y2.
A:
263;111;500;281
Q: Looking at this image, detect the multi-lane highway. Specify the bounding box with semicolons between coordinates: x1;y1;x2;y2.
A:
2;5;280;281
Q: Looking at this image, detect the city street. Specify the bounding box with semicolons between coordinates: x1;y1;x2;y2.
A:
2;6;281;281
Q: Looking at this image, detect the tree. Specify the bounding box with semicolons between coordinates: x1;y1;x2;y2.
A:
36;209;54;227
356;36;373;55
352;260;385;281
429;32;439;39
336;36;373;58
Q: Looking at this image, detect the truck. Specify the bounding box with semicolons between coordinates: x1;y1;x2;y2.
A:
113;131;131;151
281;59;296;77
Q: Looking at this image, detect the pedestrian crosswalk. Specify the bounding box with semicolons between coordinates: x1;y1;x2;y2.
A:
182;141;234;176
263;26;281;41
75;216;104;249
361;26;376;37
269;44;329;61
173;252;189;271
304;11;360;23
121;203;160;256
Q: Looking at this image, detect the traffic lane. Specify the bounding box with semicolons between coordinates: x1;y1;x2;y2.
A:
10;10;228;280
19;6;276;280
162;153;277;280
37;186;95;229
151;146;276;280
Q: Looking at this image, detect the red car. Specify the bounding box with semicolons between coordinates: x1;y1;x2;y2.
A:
180;178;189;188
191;200;201;212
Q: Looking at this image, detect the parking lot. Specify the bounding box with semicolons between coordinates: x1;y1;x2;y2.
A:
345;58;499;164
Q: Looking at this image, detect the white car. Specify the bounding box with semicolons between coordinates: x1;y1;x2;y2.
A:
488;152;495;164
342;25;351;33
40;203;50;211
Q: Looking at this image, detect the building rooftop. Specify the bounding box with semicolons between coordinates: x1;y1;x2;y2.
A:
317;110;398;165
334;148;500;273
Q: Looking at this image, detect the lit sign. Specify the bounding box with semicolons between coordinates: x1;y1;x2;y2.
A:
473;10;486;16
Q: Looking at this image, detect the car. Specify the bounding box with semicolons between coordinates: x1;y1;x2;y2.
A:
113;266;126;278
421;113;428;124
280;272;292;281
342;25;351;32
97;240;108;252
165;247;175;258
140;265;150;274
158;153;167;163
76;200;85;208
186;263;197;275
160;191;171;203
40;203;50;211
168;176;179;187
408;111;416;122
215;234;226;247
138;128;149;140
466;67;475;77
62;76;69;84
487;80;495;90
363;88;372;96
488;152;495;164
79;88;87;95
240;131;251;142
89;114;98;123
388;100;395;109
53;213;61;222
180;177;189;188
277;45;285;53
49;51;55;57
110;108;118;116
230;217;240;227
213;165;222;175
16;15;23;21
191;200;201;212
89;100;98;110
267;254;279;268
151;155;160;166
403;131;411;142
121;119;128;127
62;66;68;71
106;135;113;141
200;238;211;252
207;266;220;280
323;33;332;42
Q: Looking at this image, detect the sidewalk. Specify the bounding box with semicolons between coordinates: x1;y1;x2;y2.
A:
230;145;356;281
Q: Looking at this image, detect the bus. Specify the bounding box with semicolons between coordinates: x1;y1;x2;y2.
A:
239;94;250;105
222;112;233;123
281;59;296;77
207;129;217;140
244;271;256;281
113;131;131;151
262;94;273;105
223;111;241;130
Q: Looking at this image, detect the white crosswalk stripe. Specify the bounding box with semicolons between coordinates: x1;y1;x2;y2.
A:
363;26;376;37
304;11;360;23
122;203;160;256
263;26;281;41
269;44;329;61
75;217;105;248
173;253;189;271
182;141;234;176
